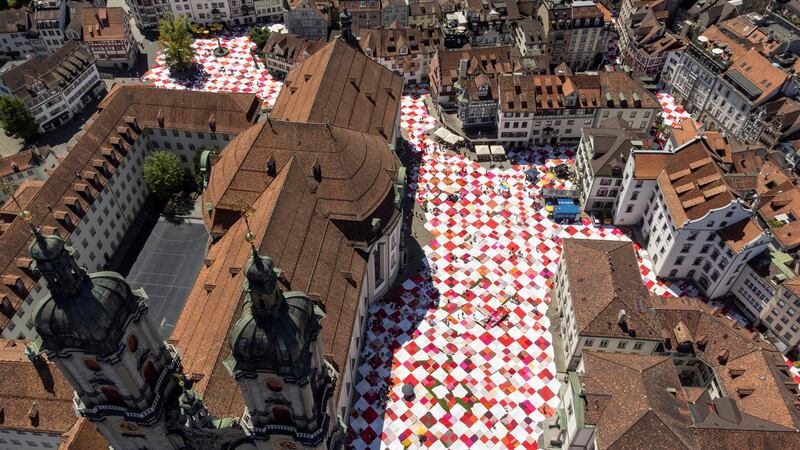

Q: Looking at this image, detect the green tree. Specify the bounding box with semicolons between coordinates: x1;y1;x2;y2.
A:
0;96;38;143
159;15;196;72
144;151;183;200
248;26;271;53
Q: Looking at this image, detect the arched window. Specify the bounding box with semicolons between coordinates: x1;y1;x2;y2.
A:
84;359;101;371
101;386;125;406
143;360;158;388
127;334;139;353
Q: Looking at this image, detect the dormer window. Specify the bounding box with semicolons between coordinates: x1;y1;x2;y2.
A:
400;46;408;55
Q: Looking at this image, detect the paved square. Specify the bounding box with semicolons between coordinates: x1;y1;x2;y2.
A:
126;219;208;338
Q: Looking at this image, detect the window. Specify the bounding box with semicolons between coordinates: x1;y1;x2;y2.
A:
633;342;643;350
585;339;594;347
84;359;101;371
617;341;627;349
599;339;609;348
127;335;138;352
373;244;384;287
265;379;283;392
675;256;685;265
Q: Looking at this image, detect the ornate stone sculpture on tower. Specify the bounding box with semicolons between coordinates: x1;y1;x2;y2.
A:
225;232;340;449
24;211;245;450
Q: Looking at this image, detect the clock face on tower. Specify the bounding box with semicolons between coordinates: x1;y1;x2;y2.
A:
277;440;300;450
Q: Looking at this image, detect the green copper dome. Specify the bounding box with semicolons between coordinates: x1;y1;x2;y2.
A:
28;234;64;262
34;272;142;355
225;251;324;379
27;232;143;356
227;293;321;378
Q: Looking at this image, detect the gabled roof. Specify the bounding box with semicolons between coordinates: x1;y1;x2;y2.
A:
580;351;695;450
560;239;661;340
657;138;737;228
0;41;95;105
271;37;404;142
173;156;375;415
650;296;800;430
581;127;652;177
0;339;77;434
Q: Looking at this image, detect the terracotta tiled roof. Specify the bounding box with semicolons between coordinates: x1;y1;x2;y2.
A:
58;418;108;450
271;38;404;142
174;155;385;414
1;179;44;214
0;41;95;106
357;27;443;58
656;139;737;228
81;7;127;41
434;46;521;89
580;351;695;450
0;86;260;331
650;296;800;430
0;9;33;34
0;149;39;178
700;25;751;61
757;181;800;249
717;218;763;254
598;71;659;109
691;428;800;450
264;32;326;65
724;49;787;104
203;119;399;232
0;339;77;434
633;152;671;179
560;239;661;340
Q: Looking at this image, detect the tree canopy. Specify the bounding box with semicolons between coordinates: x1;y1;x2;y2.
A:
0;97;38;143
248;26;271;53
144;151;183;200
159;15;196;72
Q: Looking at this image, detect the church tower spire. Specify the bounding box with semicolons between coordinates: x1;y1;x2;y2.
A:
225;231;340;449
23;210;186;450
20;210;87;297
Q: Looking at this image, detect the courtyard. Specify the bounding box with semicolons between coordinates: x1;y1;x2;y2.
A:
138;30;800;448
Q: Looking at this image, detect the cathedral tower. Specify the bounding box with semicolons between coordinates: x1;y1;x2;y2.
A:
24;210;185;450
225;235;339;449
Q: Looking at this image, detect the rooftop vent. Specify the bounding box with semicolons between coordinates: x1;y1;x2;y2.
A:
312;159;322;181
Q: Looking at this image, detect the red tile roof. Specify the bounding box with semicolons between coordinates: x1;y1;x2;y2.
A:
271;38;404;142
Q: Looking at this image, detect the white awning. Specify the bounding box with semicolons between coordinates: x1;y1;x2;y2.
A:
444;132;463;145
490;145;506;157
476;145;491;156
433;127;450;141
433;127;464;145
